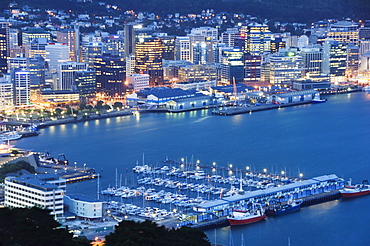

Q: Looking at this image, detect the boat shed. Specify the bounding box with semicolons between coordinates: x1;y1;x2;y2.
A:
127;87;199;106
166;93;212;110
193;199;229;213
267;89;319;104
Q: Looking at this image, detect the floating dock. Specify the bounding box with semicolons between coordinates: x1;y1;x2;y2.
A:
212;101;312;116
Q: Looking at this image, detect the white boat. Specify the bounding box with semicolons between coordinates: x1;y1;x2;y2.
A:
0;141;14;150
363;86;370;92
0;131;22;141
311;98;327;103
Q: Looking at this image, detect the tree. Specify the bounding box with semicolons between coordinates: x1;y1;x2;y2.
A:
55;108;63;116
0;161;36;182
95;101;104;111
104;220;211;246
113;102;123;109
0;207;91;246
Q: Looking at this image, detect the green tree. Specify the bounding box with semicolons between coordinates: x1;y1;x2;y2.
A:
95;101;104;111
0;161;36;182
0;207;91;246
55;108;63;116
113;102;123;109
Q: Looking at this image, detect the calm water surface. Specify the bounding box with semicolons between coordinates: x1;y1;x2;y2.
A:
16;92;370;246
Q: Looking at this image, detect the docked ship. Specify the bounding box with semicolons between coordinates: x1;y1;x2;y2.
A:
0;131;22;141
311;97;327;103
265;199;303;216
227;204;266;226
340;180;370;198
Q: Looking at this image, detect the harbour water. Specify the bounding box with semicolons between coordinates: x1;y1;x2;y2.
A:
16;92;370;245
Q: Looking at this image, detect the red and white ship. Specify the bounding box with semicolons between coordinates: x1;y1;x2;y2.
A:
227;204;266;226
340;179;370;198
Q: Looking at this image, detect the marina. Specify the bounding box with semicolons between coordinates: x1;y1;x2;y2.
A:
12;92;370;245
98;159;347;230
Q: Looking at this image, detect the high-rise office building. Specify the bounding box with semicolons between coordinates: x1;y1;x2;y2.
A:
346;44;359;77
56;28;79;61
299;47;323;77
12;69;30;106
322;39;347;82
0;22;10;74
105;35;125;57
244;55;262;83
75;70;96;98
327;21;359;45
135;37;163;86
161;36;176;61
58;62;88;90
175;36;191;62
221;28;239;47
243;23;272;55
177;64;217;82
268;50;303;85
24;38;48;58
0;75;13;108
124;23;136;58
22;28;51;46
45;43;70;72
94;55;125;96
220;47;245;85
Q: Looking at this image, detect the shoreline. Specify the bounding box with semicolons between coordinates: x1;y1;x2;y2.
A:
3;90;363;128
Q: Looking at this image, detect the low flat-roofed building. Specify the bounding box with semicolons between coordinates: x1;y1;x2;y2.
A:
292;80;331;90
41;90;80;103
4;174;66;217
267;89;320;104
173;80;217;91
64;194;103;219
166;93;212;110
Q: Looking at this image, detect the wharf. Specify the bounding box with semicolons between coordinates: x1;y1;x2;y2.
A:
36;162;99;183
212;100;312;116
185;190;342;230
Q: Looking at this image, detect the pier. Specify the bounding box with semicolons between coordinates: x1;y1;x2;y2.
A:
212;100;313;116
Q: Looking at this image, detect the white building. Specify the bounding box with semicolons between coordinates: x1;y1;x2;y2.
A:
45;43;70;72
173;80;217;91
4;174;66;217
126;74;149;92
269;50;303;85
268;89;320;104
0;76;13;108
64;194;103;219
175;36;191;62
13;70;30;106
58;61;88;90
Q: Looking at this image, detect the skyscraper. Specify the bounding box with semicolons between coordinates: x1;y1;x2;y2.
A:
135;37;163;86
12;69;30;106
0;22;10;74
58;62;88;90
243;23;272;56
322;39;347;82
124;23;136;58
56;29;79;61
220;47;245;85
269;50;303;86
175;36;191;62
94;54;125;96
45;43;70;72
